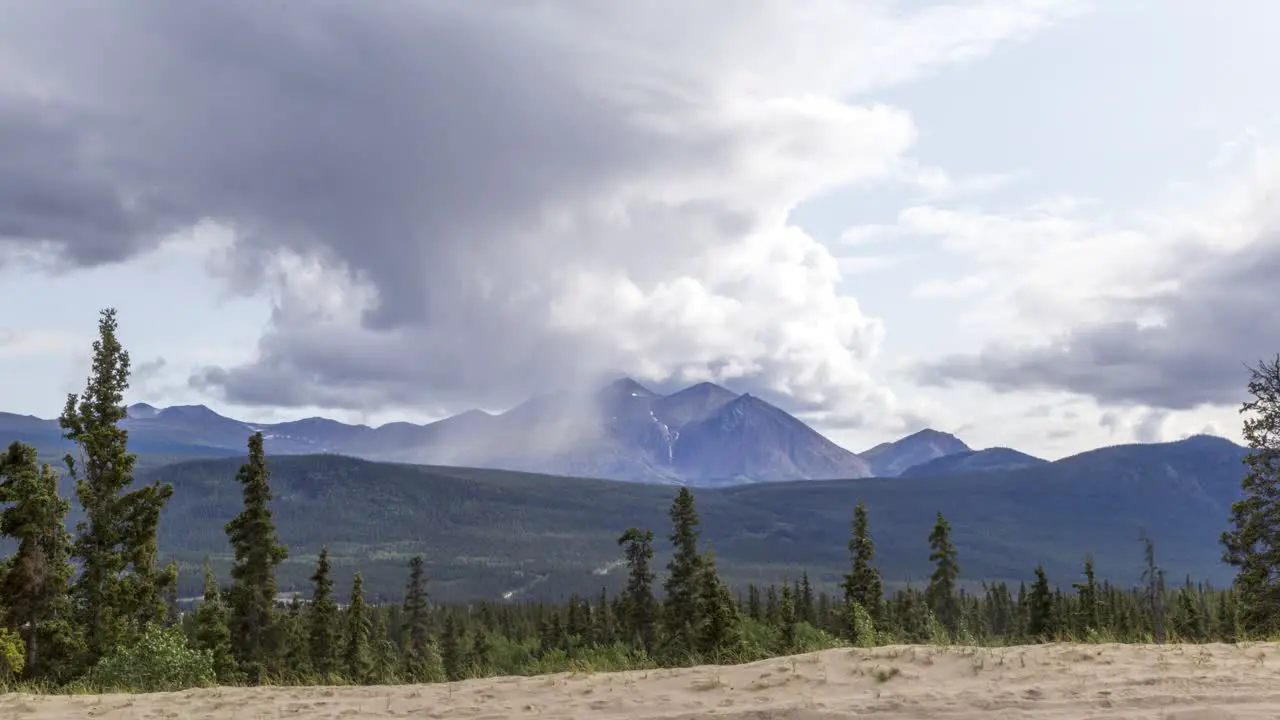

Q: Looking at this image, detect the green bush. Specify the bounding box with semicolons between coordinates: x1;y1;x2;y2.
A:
0;627;26;677
89;625;216;693
848;602;878;648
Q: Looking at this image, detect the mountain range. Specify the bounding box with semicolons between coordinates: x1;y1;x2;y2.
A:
0;378;1051;485
0;379;1255;602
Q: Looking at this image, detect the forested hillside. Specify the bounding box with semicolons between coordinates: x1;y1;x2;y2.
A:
139;432;1247;603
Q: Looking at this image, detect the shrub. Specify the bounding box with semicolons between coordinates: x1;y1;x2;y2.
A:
89;625;216;693
0;628;25;677
848;602;878;648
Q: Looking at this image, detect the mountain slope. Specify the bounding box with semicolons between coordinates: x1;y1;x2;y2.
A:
671;394;871;483
130;434;1248;602
900;447;1048;477
860;428;971;476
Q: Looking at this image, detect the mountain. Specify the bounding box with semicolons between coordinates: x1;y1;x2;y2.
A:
899;447;1048;477
860;428;972;476
671;394;871;483
654;382;740;427
0;379;872;485
126;433;1248;602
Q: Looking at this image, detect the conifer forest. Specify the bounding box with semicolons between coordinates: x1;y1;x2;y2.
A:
0;308;1278;693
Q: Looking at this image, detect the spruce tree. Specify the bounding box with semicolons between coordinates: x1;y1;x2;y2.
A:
190;558;239;683
746;584;762;621
465;627;492;677
0;442;80;679
401;556;433;682
1140;532;1167;642
369;612;399;684
308;547;339;677
695;550;742;660
593;587;615;645
617;527;657;653
779;579;798;650
926;511;960;639
342;572;371;682
59;308;175;662
1216;591;1240;642
1072;556;1100;635
662;487;703;656
440;613;463;681
843;502;883;622
566;593;588;640
1174;586;1207;642
799;572;815;625
225;432;288;682
1222;356;1280;636
278;594;311;679
1026;565;1055;641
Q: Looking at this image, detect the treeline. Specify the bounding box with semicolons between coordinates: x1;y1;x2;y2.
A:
0;309;1277;693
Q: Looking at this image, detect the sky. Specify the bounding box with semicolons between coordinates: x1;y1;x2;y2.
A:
0;0;1277;460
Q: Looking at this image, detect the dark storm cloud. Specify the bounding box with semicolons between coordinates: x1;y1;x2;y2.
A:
913;235;1280;410
1;2;669;310
0;94;186;265
0;1;713;408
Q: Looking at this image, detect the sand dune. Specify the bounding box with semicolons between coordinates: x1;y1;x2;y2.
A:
6;642;1280;719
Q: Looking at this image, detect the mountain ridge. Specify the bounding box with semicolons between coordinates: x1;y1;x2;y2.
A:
0;381;1240;486
1;379;875;485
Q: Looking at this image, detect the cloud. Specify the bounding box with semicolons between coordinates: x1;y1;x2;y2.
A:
892;161;1014;200
903;148;1280;410
0;0;1086;420
0;329;78;359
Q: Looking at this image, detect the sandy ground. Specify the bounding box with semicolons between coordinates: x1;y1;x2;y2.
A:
6;642;1280;719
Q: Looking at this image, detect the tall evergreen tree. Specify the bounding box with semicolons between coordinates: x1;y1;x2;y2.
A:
277;594;311;679
190;558;239;684
695;550;742;659
1072;556;1100;634
746;584;762;622
401;556;434;682
765;585;780;625
0;442;80;679
662;487;703;656
593;587;616;646
779;579;798;650
308;547;339;677
225;432;288;681
440;613;463;681
1026;565;1055;641
465;627;492;678
617;527;657;653
798;572;815;625
1216;591;1240;642
1141;532;1167;643
342;572;371;682
1222;356;1280;637
369;612;399;684
926;511;960;639
59;308;175;663
843;502;883;623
